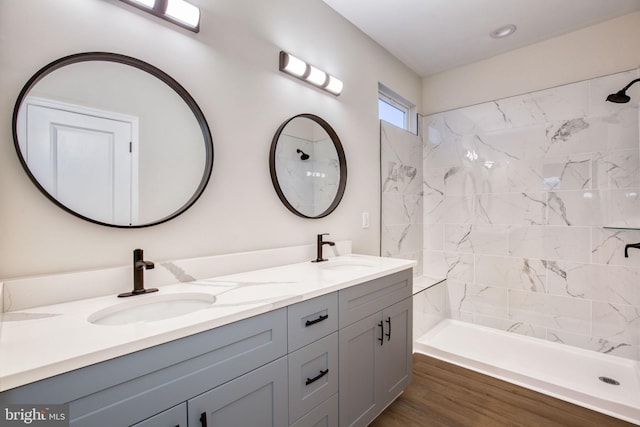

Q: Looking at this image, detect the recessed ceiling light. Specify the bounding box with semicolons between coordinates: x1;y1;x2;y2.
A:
490;24;517;39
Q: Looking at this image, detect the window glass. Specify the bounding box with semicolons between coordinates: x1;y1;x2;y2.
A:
378;98;406;129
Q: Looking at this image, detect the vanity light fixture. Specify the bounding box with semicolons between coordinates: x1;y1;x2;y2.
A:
120;0;200;32
279;51;343;96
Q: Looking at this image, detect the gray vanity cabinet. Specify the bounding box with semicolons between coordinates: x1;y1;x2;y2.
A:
337;270;412;427
0;268;412;427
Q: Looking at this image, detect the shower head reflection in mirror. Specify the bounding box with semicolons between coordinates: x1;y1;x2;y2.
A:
296;149;310;160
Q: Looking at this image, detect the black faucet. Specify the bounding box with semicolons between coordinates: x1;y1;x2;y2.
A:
624;242;640;258
312;233;335;263
118;249;158;297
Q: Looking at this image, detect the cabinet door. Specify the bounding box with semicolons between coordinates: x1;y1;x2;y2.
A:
132;403;187;427
380;297;413;406
188;357;288;427
338;312;383;427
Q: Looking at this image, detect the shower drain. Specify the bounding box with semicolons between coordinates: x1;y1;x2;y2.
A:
598;376;620;386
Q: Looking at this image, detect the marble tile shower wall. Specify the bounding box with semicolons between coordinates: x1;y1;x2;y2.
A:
381;121;423;275
275;135;339;216
422;69;640;361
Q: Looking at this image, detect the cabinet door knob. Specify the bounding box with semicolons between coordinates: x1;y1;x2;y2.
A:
385;316;391;341
200;412;208;427
305;369;329;385
305;314;329;327
378;321;384;345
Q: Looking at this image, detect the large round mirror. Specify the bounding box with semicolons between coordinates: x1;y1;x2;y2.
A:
269;114;346;218
12;52;213;228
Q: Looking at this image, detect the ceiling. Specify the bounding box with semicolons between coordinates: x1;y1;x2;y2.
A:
321;0;640;77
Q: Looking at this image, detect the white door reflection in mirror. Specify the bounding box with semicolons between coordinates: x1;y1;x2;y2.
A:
19;97;139;226
12;53;214;228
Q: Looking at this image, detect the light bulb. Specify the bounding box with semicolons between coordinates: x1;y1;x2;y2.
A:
325;75;343;95
165;0;200;29
306;65;327;87
282;53;307;77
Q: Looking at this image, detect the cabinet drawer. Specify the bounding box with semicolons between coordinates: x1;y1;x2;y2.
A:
290;394;338;427
288;293;338;352
338;269;412;328
288;332;339;424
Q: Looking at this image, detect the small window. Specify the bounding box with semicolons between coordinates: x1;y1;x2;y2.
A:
378;96;406;129
378;83;416;133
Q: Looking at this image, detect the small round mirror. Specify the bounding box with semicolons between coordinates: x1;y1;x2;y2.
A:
269;114;346;218
12;52;213;228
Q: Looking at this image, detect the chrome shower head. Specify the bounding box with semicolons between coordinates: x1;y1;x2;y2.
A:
606;78;640;104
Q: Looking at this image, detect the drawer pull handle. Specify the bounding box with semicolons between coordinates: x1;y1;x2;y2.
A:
200;412;207;427
385;316;391;341
305;314;328;327
378;321;384;345
306;369;329;385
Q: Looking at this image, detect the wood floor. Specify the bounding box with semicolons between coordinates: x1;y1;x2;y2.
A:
370;353;636;427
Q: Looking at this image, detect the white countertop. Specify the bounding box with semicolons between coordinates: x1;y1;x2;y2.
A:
0;254;414;392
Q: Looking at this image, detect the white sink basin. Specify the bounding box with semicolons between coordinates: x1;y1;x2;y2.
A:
88;292;215;326
320;258;378;272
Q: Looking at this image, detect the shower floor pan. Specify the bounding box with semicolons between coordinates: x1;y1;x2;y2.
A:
414;319;640;424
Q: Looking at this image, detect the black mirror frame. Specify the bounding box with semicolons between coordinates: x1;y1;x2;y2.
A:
269;114;347;219
12;52;214;228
